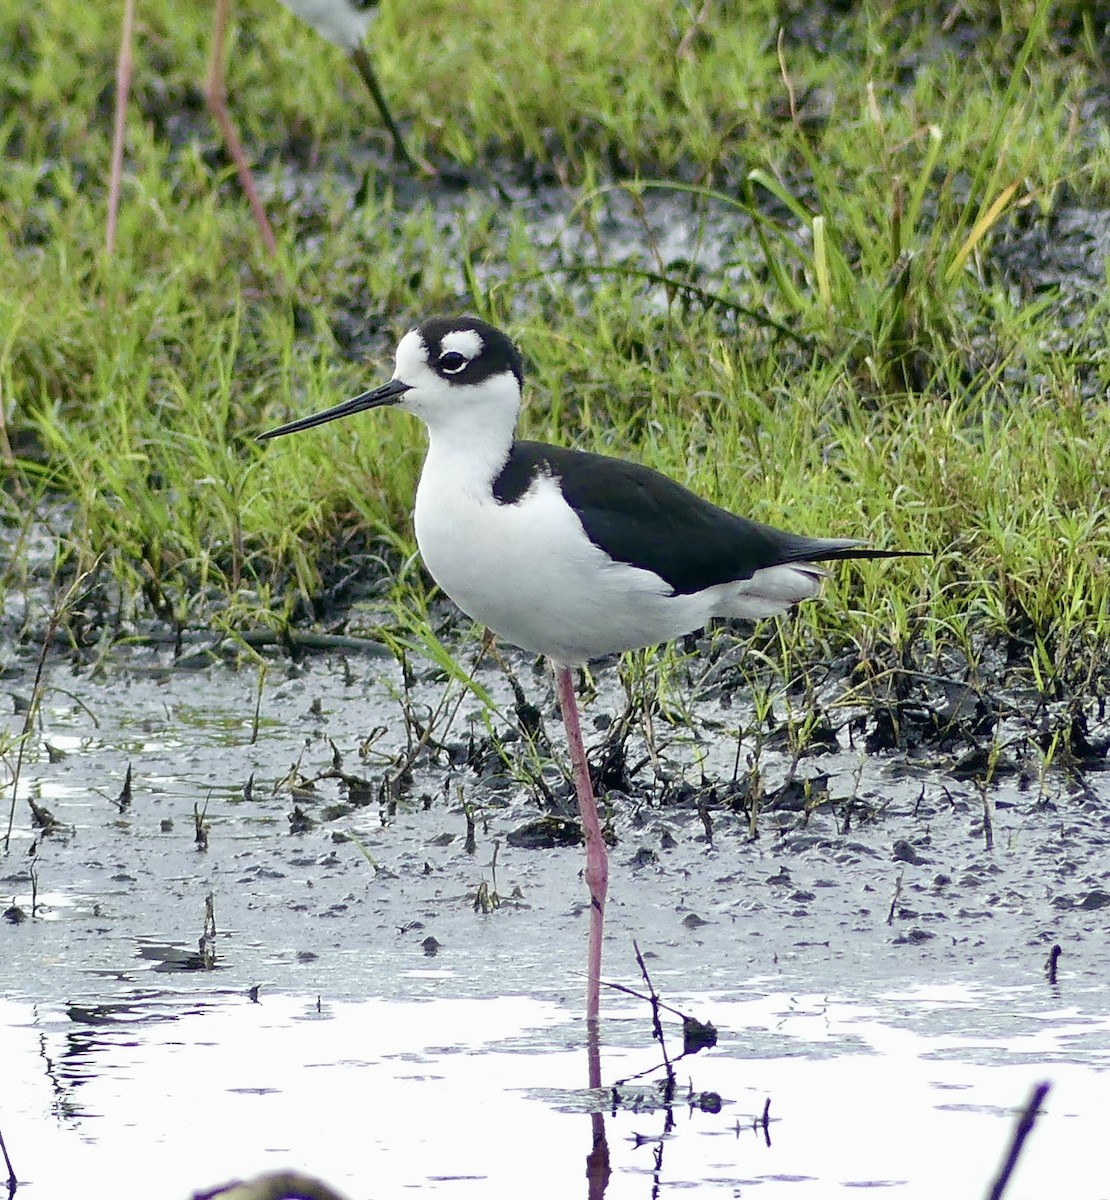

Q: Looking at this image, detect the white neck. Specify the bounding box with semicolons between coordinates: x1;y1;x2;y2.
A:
407;371;522;499
420;419;514;500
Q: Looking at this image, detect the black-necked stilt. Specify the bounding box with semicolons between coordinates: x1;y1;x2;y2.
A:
107;0;416;256
259;316;923;1022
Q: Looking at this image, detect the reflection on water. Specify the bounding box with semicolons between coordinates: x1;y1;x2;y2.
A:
0;984;1105;1200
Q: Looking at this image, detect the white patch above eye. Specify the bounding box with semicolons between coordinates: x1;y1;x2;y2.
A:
439;328;484;362
394;328;431;378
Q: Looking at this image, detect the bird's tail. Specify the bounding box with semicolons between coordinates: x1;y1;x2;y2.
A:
784;536;928;565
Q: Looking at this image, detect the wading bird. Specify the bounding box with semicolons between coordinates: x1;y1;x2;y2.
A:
259;316;922;1023
107;0;416;255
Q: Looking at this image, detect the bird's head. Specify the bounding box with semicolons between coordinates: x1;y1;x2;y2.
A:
258;316;524;443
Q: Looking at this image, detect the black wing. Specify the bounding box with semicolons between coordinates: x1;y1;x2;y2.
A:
495;442;911;596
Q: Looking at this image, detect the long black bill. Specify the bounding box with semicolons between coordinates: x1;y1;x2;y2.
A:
257;378;412;441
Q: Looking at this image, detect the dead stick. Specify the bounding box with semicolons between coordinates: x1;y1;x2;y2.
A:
0;1120;17;1186
886;869;904;925
986;1081;1050;1200
633;939;672;1075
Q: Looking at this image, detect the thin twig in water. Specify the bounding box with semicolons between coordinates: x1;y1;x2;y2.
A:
1044;944;1061;985
981;783;994;851
0;1118;16;1187
198;892;217;970
756;1097;773;1146
985;1081;1050;1200
602;978;691;1024
886;869;904;925
194;797;210;851
634;939;672;1077
250;662;267;746
4;566;97;852
464;803;477;854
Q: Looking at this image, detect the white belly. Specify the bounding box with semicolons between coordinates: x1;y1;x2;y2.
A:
414;470;713;665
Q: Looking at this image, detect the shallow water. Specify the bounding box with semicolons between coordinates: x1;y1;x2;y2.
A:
2;645;1109;1197
1;983;1106;1199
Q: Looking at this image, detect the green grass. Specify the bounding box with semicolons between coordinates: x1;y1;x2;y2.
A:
1;0;1108;696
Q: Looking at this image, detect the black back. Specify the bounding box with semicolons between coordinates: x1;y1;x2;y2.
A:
493;442;902;595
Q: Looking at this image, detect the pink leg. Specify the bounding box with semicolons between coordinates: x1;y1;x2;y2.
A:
555;665;608;1025
106;0;136;256
585;1019;610;1195
204;0;277;253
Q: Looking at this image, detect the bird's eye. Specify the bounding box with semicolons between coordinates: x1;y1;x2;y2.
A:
438;351;468;374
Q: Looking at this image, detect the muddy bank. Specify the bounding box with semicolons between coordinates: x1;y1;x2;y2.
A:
3;636;1108;1013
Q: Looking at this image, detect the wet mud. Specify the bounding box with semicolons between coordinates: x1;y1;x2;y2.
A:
3;629;1108;1014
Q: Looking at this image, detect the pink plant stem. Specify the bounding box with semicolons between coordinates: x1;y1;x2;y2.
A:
204;0;277;253
106;0;136;255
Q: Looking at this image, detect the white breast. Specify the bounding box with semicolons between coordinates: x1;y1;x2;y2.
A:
414;466;723;666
